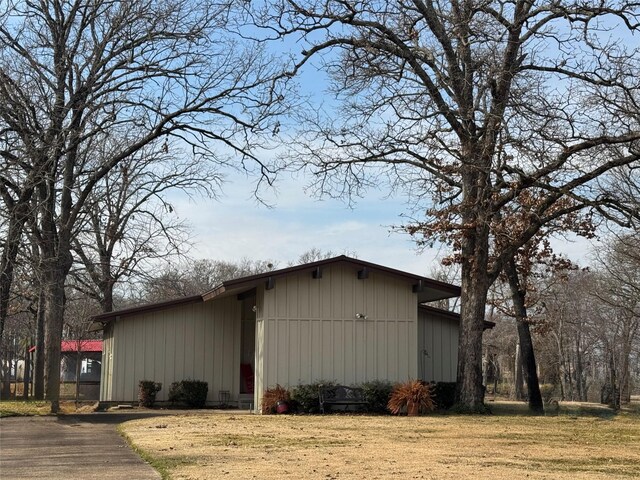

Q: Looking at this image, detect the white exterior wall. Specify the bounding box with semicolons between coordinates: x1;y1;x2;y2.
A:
101;296;240;403
256;264;418;409
417;310;459;382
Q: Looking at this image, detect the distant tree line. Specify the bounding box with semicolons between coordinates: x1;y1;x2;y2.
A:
484;233;640;409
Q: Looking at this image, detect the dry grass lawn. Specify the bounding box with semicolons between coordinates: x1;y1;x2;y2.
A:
120;401;640;480
0;400;97;417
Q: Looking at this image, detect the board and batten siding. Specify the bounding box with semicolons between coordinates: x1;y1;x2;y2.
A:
101;296;240;403
100;324;115;401
255;264;418;409
417;309;458;382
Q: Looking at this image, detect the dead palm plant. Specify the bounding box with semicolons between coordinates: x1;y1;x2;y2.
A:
388;380;435;416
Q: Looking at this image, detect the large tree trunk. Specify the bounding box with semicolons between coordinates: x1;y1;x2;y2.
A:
454;154;493;412
514;343;525;401
456;286;488;411
574;332;586;401
43;249;73;413
33;287;46;400
43;270;66;413
505;259;544;414
456;256;491;411
100;278;115;313
608;348;620;410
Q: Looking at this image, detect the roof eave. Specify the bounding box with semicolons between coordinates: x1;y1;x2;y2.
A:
89;294;204;328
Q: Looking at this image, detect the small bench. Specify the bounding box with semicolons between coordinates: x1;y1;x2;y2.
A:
319;385;368;413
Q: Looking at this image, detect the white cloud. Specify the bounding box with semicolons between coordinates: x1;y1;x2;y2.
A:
167;170;597;280
169;172;443;275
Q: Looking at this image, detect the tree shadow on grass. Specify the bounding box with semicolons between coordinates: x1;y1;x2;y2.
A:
485;400;621;419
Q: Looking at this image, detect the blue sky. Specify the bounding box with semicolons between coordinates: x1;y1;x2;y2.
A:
171;170;440;275
171;169;597;276
166;14;609;277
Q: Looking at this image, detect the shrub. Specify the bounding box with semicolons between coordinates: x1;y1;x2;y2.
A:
291;380;335;413
261;384;290;414
360;380;393;414
388;380;435;415
431;382;457;410
138;380;162;408
168;380;208;408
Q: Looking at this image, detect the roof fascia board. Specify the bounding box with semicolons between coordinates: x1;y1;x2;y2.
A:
202;255;460;302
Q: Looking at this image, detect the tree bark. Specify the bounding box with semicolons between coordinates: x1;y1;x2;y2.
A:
574;332;586;401
75;345;81;408
43;251;72;413
0;205;30;341
456;252;491;411
23;343;30;399
33;287;46;400
514;343;525;401
608;348;620;410
505;259;544;414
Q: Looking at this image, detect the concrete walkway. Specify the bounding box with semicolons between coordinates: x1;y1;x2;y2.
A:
0;413;163;479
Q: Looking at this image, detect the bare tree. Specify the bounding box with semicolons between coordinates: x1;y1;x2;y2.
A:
254;0;640;410
591;233;640;407
71;141;219;313
0;0;287;412
141;258;277;303
291;247;357;265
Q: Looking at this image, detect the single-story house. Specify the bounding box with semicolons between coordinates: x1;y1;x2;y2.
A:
28;340;102;399
90;255;490;410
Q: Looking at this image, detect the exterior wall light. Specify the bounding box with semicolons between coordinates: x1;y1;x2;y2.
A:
355;313;368;320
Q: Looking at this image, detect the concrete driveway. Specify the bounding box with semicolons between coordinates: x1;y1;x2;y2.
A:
0;413;163;479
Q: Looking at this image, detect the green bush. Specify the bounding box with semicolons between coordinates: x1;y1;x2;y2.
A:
431;382;456;410
291;380;335;413
168;379;208;408
360;380;393;413
138;380;162;408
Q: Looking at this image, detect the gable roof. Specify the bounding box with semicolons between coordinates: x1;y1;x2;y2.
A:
90;255;460;330
202;255;460;302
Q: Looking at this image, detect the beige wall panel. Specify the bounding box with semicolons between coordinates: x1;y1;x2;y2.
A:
287;277;299;319
183;305;195;379
376;321;389;379
330;268;344;319
257;264;418;410
364;320;376;380
432;317;443;379
105;297;241;403
309;275;321;318
310;320;323;380
298;320;311;381
254;318;264;409
194;306;206;381
288;320;301;383
331;320;344;381
298;276;310;319
319;268;332;319
417;310;458;383
321;320;333;378
374;275;388;319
